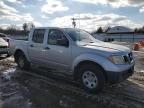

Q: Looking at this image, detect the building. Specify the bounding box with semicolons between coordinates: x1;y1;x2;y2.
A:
106;26;135;42
93;26;144;42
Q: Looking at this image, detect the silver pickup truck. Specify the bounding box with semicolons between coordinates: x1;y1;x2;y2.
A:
9;27;134;93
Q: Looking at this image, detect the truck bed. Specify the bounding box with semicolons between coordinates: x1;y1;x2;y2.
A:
9;38;28;56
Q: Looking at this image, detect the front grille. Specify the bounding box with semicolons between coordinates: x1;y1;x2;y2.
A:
123;55;129;63
123;52;133;64
128;52;133;62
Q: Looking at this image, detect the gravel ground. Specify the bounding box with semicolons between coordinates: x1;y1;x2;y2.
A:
0;43;144;108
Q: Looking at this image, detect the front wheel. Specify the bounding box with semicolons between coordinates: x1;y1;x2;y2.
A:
16;53;30;70
79;64;105;93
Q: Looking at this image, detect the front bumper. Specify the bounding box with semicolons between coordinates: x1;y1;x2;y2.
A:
106;65;134;83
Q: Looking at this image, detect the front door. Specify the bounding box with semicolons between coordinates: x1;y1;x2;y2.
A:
43;29;71;70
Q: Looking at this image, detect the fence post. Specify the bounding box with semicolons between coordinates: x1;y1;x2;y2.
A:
133;33;134;43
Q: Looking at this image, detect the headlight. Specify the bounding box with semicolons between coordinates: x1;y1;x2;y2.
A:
108;55;125;64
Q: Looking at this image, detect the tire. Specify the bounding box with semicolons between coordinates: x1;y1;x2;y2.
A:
16;53;30;70
78;64;105;93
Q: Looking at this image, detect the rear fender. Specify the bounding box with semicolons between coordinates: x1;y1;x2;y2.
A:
14;46;30;62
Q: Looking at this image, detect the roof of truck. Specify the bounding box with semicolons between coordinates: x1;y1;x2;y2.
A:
34;27;77;30
34;27;60;29
33;27;84;33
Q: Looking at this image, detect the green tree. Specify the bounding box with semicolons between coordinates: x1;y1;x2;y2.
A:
96;27;103;33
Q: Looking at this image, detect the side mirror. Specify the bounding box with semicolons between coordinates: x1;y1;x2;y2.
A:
57;39;69;47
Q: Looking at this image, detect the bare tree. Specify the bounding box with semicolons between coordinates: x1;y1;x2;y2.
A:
6;24;19;35
23;23;28;31
105;26;111;33
7;24;18;31
27;22;35;31
23;22;35;32
134;28;138;33
31;23;35;28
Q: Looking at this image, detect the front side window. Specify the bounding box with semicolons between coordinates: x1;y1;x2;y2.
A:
32;29;45;43
48;29;68;46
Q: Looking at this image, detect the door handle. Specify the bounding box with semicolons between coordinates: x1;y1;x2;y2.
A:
30;44;34;47
44;47;50;50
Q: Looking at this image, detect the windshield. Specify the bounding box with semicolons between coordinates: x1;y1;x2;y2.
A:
65;28;101;43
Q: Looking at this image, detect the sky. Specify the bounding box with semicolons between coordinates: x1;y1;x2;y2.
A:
0;0;144;31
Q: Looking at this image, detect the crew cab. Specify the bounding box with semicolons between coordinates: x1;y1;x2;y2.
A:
9;27;134;93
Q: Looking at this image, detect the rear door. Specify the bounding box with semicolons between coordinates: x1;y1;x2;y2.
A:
28;29;46;64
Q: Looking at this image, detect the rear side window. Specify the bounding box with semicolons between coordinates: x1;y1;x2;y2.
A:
32;29;45;43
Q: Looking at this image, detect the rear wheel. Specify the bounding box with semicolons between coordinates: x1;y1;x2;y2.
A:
78;64;105;93
15;53;30;70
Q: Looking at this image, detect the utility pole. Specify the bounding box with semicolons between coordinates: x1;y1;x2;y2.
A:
71;18;76;28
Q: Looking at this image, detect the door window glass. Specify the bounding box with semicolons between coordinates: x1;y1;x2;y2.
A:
48;29;68;46
32;29;45;43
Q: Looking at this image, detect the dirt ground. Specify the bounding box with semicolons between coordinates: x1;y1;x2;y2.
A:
0;43;144;108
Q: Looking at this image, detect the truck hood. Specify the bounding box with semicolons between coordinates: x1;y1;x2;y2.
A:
77;42;130;54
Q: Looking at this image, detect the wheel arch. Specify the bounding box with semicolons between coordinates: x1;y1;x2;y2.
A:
14;49;26;62
73;60;107;81
14;49;30;70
